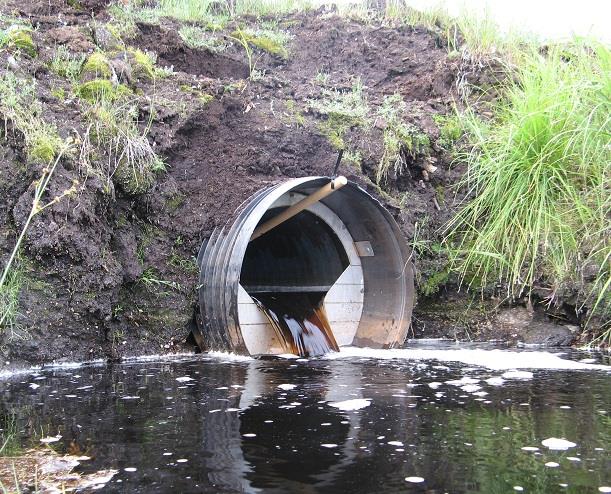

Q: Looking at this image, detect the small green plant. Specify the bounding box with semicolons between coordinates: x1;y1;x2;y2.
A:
433;112;463;150
0;266;22;335
198;92;214;105
106;3;162;38
0;414;21;457
375;93;430;183
49;46;85;82
179;26;227;52
168;250;198;274
230;28;258;79
222;80;247;93
309;79;370;150
50;86;66;101
0;25;36;57
138;267;182;291
284;100;305;127
233;0;312;16
313;70;329;86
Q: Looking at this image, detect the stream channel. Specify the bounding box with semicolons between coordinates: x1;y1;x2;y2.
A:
1;343;609;493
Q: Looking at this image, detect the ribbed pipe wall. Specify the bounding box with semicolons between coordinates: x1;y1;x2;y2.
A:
195;177;415;355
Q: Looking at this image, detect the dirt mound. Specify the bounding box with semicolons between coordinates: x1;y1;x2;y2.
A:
0;4;500;367
136;24;250;79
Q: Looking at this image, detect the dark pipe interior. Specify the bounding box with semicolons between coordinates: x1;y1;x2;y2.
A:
240;209;349;292
240;208;348;356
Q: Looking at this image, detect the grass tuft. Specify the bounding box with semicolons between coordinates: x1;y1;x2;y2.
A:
179;25;227;52
309;79;370;150
48;46;85;83
444;42;610;324
0;73;65;164
79;89;165;195
0;266;21;334
231;25;292;59
376;93;430;183
0;25;36;57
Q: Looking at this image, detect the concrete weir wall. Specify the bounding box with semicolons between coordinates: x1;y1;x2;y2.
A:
194;177;415;355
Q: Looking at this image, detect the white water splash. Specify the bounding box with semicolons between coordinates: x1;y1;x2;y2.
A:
326;347;609;371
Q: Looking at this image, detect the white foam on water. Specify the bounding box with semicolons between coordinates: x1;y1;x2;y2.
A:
278;384;297;391
599;487;611;493
176;376;194;383
321;443;338;448
327;347;610;371
545;462;560;467
446;377;480;385
542;438;577;450
521;446;540;452
328;398;371;411
405;477;425;483
40;435;62;443
206;351;254;362
388;441;404;446
461;384;482;393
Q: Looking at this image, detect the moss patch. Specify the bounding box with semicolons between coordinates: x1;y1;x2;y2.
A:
28;132;64;164
81;52;112;79
127;47;156;80
232;27;291;59
76;79;130;103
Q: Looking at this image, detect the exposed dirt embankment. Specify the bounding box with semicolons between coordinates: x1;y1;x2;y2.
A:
0;1;582;367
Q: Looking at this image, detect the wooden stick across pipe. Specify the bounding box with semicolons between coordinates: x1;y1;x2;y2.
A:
250;176;348;242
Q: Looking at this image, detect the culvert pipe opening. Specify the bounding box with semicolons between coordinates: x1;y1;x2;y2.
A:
195;176;415;357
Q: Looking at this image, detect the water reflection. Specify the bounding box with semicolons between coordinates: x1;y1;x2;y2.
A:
0;350;609;493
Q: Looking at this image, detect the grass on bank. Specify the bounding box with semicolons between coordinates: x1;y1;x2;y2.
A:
376;94;431;183
80;91;166;195
0;74;65;164
309;79;370;150
106;0;525;61
444;41;610;334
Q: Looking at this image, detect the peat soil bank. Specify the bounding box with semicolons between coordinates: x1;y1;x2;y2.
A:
0;0;602;367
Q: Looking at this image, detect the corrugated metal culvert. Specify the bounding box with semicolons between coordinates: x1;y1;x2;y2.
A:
195;176;415;356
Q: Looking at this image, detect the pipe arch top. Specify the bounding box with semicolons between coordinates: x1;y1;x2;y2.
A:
195;176;415;355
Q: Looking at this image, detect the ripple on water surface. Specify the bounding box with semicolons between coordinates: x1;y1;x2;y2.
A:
0;345;609;493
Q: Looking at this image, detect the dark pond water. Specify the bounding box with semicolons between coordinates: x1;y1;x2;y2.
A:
1;345;610;493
